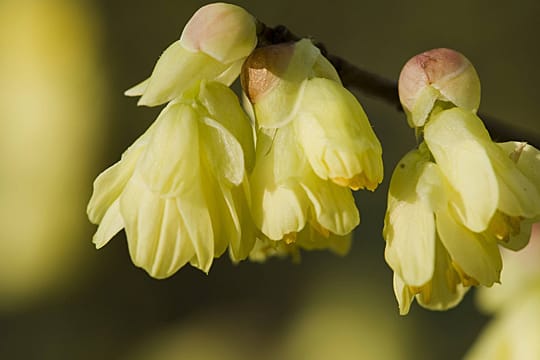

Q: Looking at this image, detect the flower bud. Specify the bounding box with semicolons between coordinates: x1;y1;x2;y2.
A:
181;3;257;64
241;43;295;104
241;40;321;128
126;2;257;106
398;48;480;128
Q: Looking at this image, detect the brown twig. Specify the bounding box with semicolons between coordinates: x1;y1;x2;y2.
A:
256;22;540;148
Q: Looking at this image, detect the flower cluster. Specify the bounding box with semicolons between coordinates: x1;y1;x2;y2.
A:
242;39;383;259
384;48;540;314
88;3;383;277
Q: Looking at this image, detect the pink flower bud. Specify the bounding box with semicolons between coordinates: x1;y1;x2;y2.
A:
398;48;481;127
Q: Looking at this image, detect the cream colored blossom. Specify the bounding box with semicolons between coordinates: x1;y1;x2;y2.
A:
387;47;540;314
241;39;383;253
424;108;540;239
248;124;359;252
125;2;257;106
385;110;540;314
385;147;490;315
88;81;255;277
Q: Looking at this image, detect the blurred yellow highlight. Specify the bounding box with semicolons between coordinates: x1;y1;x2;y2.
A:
0;0;104;309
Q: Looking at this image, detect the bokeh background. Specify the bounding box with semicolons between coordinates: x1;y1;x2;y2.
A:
1;0;539;359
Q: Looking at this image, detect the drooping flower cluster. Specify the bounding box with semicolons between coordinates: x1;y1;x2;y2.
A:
242;39;383;260
88;3;257;277
384;48;540;314
88;3;383;277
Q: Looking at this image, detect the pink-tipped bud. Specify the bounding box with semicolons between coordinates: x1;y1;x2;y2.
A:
180;2;257;64
398;48;481;128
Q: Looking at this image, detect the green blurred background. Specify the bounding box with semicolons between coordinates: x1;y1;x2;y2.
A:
1;0;538;359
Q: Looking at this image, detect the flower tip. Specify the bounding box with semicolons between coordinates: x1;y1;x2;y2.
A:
332;173;381;191
398;48;480;127
124;78;149;97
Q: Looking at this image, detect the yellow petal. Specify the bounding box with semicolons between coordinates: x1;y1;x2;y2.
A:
405;85;440;128
124;78;149;97
251;179;308;241
294;77;383;190
87;139;145;224
137;103;200;196
492;142;540;218
416;238;469;311
225;178;256;262
425;108;498;232
92;199;123;249
384;149;436;286
502;142;540;188
200;116;244;186
136;41;229;106
393;274;415;315
436;209;501;286
199;81;255;171
253;125;307;185
249;124;309;240
176;181;215;274
301;173;359;236
310;54;341;83
119;174;195;278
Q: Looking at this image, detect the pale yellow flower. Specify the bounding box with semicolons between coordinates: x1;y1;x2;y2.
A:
385;147;483;314
387;47;540;314
125;2;257;106
249;124;359;251
424;108;540;241
385;111;540;314
242;39;383;191
241;39;383;252
88;81;255;277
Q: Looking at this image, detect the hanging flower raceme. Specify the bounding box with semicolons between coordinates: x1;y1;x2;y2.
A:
241;39;383;259
384;48;540;314
87;81;255;278
125;2;257;106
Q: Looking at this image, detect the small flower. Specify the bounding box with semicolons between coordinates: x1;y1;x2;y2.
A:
384;146;493;315
241;39;383;253
125;2;257;106
242;39;383;190
87;81;255;278
424;108;540;239
249;124;359;249
398;48;481;128
386;48;540;314
385;109;540;314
